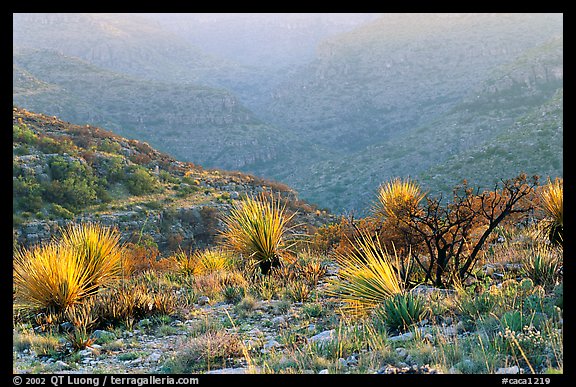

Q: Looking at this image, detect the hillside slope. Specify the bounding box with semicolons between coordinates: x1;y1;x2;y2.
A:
13;47;297;171
252;14;563;212
12;107;332;252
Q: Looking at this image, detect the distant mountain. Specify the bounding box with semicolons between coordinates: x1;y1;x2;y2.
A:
258;13;562;150
249;13;563;212
13;47;294;171
12;12;243;86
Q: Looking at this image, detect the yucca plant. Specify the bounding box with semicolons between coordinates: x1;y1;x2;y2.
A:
14;243;91;316
375;177;426;220
374;292;428;331
330;230;404;316
194;248;235;275
13;224;123;317
539;178;563;246
221;193;298;275
14;223;125;317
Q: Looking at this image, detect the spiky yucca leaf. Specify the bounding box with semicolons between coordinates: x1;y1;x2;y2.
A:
221;193;297;274
375;177;426;219
540;178;563;245
60;222;126;286
330;231;404;316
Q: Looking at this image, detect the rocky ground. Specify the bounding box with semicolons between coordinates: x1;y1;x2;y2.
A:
14;258;557;376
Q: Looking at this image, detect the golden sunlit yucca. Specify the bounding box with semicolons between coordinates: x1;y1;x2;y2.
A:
13;223;125;316
540;177;563;246
330;230;404;317
221;193;297;274
375;177;426;220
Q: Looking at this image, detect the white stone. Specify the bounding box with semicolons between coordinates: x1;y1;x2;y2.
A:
147;352;162;362
496;366;520;374
309;329;335;343
388;332;414;342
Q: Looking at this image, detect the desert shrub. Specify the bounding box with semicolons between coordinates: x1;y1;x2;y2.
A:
64;302;97;350
455;283;499;324
50;203;75;220
194;249;235;275
286;279;312;303
252;274;281;301
172;248;234;277
97;138;122;154
164;331;244;373
13;176;43;212
92;282;165;328
292;250;327;286
221;193;297;275
124;165;159;195
123;242;171;276
222;286;245;304
372;174;538;287
38;135;74;154
13;124;39;145
310;221;346;254
13;331;61;357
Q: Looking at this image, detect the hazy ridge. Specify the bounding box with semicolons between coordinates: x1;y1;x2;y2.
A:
13;13;563;214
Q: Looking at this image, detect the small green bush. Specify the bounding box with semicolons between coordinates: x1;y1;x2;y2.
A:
374;292;428;331
124;165;159;196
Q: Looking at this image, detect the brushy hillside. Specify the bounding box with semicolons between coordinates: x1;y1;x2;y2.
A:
13;108;563;376
13;107;331;252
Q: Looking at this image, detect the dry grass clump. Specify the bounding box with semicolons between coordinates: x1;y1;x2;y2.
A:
174;248;236;276
165;331;245;373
